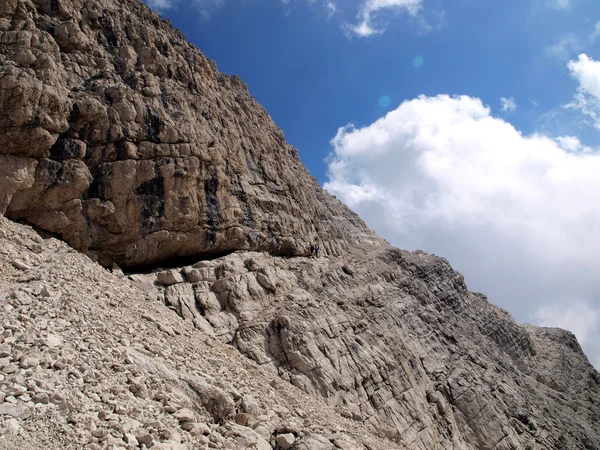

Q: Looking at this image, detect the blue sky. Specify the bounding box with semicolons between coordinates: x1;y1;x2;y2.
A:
148;0;599;180
146;0;600;367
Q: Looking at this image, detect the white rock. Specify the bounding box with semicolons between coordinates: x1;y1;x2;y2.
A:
3;418;19;434
173;408;196;423
124;433;139;446
156;270;184;286
44;334;62;348
276;433;296;449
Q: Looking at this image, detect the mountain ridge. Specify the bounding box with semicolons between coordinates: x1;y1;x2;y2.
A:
0;0;599;448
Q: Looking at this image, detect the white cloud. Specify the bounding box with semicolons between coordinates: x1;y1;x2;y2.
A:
146;0;337;21
344;0;423;37
592;22;600;42
535;301;600;367
545;33;581;60
500;97;517;112
566;54;600;129
548;0;570;9
535;301;598;346
146;0;176;11
325;94;600;368
568;54;600;100
189;0;226;20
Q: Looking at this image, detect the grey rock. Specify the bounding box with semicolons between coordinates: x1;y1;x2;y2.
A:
172;408;195;423
137;433;154;447
156;270;184;286
292;434;333;450
0;1;597;449
276;433;296;449
3;418;19;434
0;403;31;418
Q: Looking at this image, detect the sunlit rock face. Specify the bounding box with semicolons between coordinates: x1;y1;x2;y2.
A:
0;0;374;268
1;2;599;450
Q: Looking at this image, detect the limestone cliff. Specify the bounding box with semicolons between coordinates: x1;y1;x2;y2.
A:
0;0;372;268
0;1;599;449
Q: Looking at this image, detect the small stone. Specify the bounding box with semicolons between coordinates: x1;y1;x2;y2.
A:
53;360;66;370
137;433;154;447
242;396;260;415
182;267;203;283
40;286;52;298
173;408;195;423
0;403;31;418
111;263;125;278
276;433;296;449
235;413;251;426
12;260;31;271
0;345;10;358
44;334;62;348
3;418;20;434
188;423;210;436
91;428;109;439
124;433;139;446
20;356;39;369
50;393;65;405
157;323;175;336
192;316;214;335
32;392;49;404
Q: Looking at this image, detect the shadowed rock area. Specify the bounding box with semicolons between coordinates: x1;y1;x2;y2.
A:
0;0;599;449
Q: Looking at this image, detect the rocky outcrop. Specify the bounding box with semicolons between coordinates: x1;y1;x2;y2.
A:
1;217;599;449
1;1;599;449
0;216;393;449
0;0;373;268
140;247;600;449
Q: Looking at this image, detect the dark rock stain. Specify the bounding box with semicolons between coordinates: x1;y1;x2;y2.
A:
49;136;83;161
230;177;253;228
86;165;112;201
136;166;165;233
204;175;219;246
146;108;162;143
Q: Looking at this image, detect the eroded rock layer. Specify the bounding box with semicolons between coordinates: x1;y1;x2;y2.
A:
141;246;600;449
0;0;372;268
1;1;599;449
0;216;394;449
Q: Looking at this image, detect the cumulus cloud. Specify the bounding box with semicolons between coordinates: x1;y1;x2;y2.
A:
500;97;517;112
566;54;600;129
146;0;176;11
325;94;600;367
344;0;423;37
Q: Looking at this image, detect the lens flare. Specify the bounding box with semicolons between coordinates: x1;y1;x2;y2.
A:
378;96;391;108
413;56;424;68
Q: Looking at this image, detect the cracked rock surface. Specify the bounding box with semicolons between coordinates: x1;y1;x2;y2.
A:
0;0;373;268
0;0;599;449
143;244;600;449
0;217;391;449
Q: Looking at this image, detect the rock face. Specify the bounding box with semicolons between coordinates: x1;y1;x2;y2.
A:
0;0;372;268
1;1;599;450
0;217;390;449
145;249;600;450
